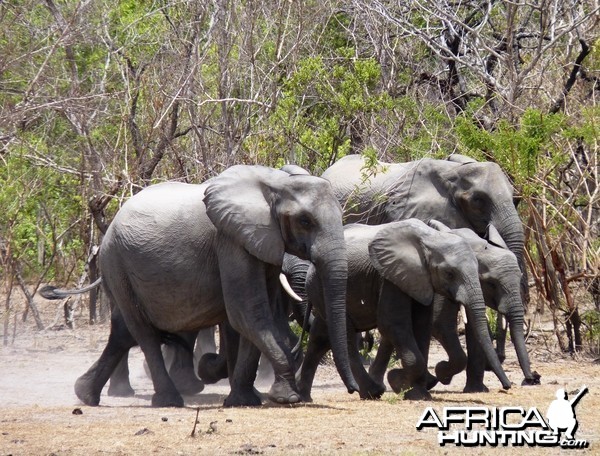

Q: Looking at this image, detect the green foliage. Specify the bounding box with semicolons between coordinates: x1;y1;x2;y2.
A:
581;310;600;354
0;151;85;280
108;0;169;62
455;107;567;192
264;54;393;173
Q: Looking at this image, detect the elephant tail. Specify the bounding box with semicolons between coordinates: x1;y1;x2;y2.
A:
39;277;103;300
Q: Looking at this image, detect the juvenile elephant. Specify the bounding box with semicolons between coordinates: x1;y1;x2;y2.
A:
369;222;540;394
298;219;512;401
43;165;358;407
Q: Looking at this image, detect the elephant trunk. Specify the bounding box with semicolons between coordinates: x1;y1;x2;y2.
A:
506;306;540;385
492;203;529;301
463;283;512;390
312;241;359;394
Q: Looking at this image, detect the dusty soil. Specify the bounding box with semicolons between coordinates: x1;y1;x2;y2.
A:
1;297;599;455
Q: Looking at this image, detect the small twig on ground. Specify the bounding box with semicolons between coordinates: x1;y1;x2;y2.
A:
190;407;200;437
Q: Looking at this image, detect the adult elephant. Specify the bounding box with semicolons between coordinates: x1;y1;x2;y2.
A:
43;165;358;407
321;154;528;302
298;219;512;401
368;222;540;393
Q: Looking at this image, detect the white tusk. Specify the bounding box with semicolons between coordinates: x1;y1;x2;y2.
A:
460;305;468;325
279;273;303;302
501;315;507;331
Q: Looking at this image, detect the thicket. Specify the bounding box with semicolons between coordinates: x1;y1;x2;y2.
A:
1;1;598;352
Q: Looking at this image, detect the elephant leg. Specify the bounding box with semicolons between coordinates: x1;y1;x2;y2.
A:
412;303;437;390
195;326;218;358
218;243;299;406
463;321;489;393
75;306;135;406
432;300;467;386
223;335;262;407
378;282;431;400
107;351;135;397
113;289;183;407
368;337;394;386
167;331;205;395
139;331;184;407
197;323;229;384
297;315;330;402
494;314;507;363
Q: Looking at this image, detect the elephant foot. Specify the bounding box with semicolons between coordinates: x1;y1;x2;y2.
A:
404;386;432;401
387;369;431;400
107;381;135;397
171;371;205;396
151;390;185;407
522;371;541;386
223;387;263;407
463;382;489;393
74;374;102;406
267;376;301;405
435;361;459;386
426;372;438;391
296;381;313;403
359;380;386;400
197;353;228;384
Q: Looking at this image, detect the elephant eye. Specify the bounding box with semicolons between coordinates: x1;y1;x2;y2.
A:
298;214;313;228
443;269;456;281
471;192;488;209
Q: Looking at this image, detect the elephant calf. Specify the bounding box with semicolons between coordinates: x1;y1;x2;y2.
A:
298;219;511;401
368;221;540;394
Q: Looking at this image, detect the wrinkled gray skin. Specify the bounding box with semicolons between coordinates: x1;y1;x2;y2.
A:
106;326;219;398
65;165;358;407
107;167;315;396
298;219;511;401
369;221;540;394
322;154;533;381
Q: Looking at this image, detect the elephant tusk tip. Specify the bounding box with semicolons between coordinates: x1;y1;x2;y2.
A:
279;273;303;302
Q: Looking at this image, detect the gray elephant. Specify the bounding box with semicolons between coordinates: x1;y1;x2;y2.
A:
42;165;358;407
321;154;528;302
321;153;535;382
368;221;540;394
298;219;512;401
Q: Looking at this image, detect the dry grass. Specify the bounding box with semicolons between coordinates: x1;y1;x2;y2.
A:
1;298;599;455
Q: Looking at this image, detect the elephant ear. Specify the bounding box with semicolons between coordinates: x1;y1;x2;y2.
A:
447;154;477;164
280;164;310;176
485;224;509;249
445;226;488;254
368;220;434;306
204;165;286;266
428;219;452;232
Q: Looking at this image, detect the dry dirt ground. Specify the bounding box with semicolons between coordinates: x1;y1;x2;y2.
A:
1;298;600;455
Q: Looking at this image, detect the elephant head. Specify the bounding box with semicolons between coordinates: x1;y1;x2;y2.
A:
443;155;528;301
430;220;540;385
368;219;512;390
203;165;358;394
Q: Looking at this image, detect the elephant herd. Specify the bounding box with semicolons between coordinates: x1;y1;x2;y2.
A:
40;154;541;408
